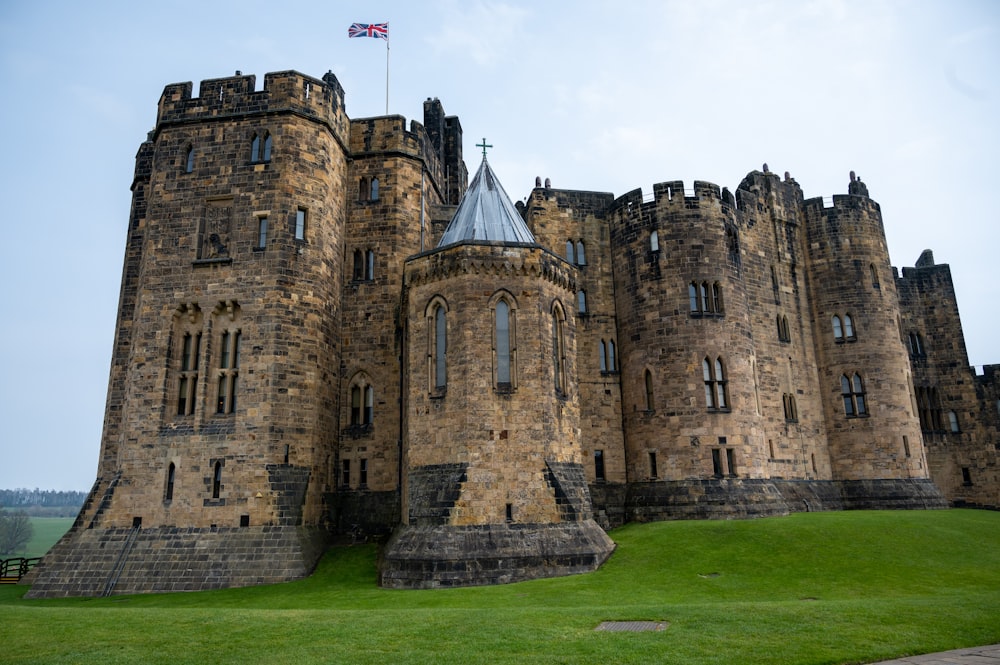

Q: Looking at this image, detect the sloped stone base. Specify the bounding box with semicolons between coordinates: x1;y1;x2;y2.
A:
626;478;793;521
24;524;328;598
614;477;947;523
379;520;615;589
837;478;949;510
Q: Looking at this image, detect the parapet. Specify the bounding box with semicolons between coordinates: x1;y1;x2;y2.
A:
155;70;349;142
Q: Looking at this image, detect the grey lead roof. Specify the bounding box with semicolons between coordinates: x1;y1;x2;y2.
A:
437;157;536;247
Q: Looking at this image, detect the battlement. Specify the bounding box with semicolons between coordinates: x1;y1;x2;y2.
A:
349;115;429;158
156;70;348;139
803;193;881;216
611;179;737;216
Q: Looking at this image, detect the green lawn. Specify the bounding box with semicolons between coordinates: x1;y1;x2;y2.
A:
23;517;74;558
2;509;998;664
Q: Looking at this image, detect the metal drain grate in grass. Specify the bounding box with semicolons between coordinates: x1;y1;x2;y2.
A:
595;621;667;632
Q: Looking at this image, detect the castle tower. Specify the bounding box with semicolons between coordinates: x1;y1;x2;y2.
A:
383;157;614;587
607;181;791;518
521;184;625;526
30;71;352;597
896;251;1000;507
802;176;944;508
733;170;835;488
332;100;461;531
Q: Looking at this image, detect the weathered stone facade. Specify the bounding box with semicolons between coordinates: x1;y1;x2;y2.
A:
26;70;996;598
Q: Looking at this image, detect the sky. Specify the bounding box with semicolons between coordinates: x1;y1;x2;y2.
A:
0;0;997;491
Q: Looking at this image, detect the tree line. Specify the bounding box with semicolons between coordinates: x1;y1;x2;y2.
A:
0;488;87;508
1;488;87;519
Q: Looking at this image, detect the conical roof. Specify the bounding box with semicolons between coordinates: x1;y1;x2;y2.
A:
438;157;536;247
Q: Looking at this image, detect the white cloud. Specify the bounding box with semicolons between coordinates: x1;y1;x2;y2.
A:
423;0;531;66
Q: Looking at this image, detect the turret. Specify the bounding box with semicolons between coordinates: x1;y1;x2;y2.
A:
803;177;929;489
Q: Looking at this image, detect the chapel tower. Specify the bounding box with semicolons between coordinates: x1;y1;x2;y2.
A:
384;156;615;587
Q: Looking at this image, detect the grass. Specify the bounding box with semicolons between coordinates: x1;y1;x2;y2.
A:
22;517;74;558
1;509;998;664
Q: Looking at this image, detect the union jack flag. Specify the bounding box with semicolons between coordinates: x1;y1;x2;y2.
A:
348;22;388;40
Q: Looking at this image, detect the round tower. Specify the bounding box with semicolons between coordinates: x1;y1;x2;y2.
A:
610;180;780;519
803;176;941;507
384;158;614;588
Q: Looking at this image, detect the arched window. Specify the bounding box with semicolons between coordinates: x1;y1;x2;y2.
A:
843;313;855;340
870;263;880;288
599;340;607;372
349;381;375;426
576;240;586;266
353;249;365;281
565;241;575;263
216;326;241;415
690;281;722;315
434;304;447;390
365;250;375;280
173;303;203;417
494;297;515;389
552;304;567;394
608;340;616;372
832;315;843;341
165;463;175;501
212;461;222;499
350;385;361;425
908;332;925;357
644;369;654;411
262;133;272;162
777;315;790;342
948;410;960;433
251;133;261;162
650;230;659;252
841;373;867;417
783;393;798;421
359;177;368;200
577;290;587;314
370;177;379;201
185;145;194;173
703;357;728;410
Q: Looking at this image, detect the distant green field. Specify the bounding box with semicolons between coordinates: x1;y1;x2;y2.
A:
2;509;999;665
22;517;74;558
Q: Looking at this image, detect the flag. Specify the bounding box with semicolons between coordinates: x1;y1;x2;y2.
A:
348;23;388;40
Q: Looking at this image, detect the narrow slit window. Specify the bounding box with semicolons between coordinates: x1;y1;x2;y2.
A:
257;216;268;249
295;208;306;241
644;369;654;411
495;300;512;387
434;305;447;390
212;461;222;499
165;463;175;501
262;133;272;162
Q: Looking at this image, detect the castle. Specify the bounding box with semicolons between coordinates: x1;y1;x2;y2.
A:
26;70;999;597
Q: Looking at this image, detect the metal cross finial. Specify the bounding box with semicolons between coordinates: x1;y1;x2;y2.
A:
476;137;493;158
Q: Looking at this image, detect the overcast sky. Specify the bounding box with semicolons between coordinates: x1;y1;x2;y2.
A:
1;0;996;491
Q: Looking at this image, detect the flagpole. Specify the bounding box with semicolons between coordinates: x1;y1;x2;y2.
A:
385;36;390;115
